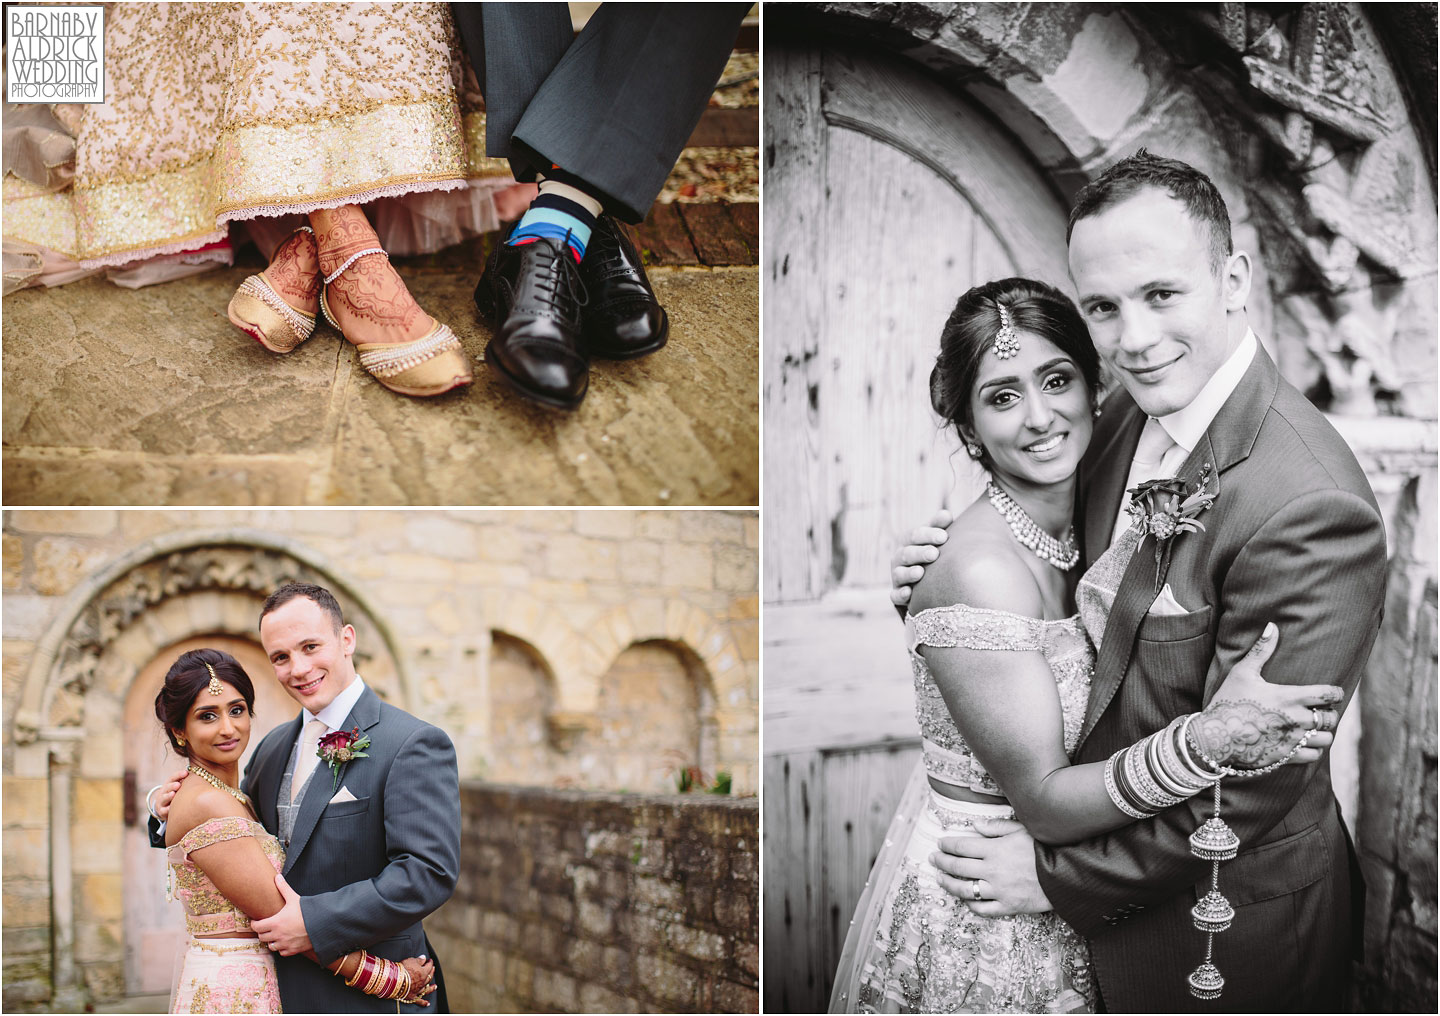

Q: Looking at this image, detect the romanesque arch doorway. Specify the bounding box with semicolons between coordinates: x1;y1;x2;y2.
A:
12;537;406;1008
763;35;1073;1012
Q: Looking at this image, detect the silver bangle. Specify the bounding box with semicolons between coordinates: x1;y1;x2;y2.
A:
1178;713;1225;781
1104;750;1153;820
1126;737;1186;810
145;784;164;822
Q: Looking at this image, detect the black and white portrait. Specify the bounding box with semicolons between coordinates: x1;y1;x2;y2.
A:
761;4;1436;1013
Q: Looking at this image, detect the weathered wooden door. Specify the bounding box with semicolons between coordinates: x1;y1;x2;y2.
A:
763;39;1072;1013
121;636;295;995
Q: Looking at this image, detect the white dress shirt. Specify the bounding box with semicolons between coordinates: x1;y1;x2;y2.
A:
291;674;367;762
1110;330;1258;545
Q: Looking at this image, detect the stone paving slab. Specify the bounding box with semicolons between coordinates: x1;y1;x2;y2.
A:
2;250;757;506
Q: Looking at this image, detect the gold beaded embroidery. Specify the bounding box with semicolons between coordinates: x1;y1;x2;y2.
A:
7;3;505;264
168;817;284;936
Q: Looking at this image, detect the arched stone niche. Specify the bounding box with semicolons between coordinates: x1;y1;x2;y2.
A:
486;633;720;794
10;531;405;1009
482;592;753;787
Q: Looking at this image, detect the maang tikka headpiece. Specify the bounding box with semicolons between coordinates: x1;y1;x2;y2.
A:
993;303;1020;359
205;662;222;697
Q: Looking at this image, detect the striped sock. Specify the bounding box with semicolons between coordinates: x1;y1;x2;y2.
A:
507;173;603;262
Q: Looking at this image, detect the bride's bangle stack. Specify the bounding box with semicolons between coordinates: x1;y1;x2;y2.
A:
1103;712;1313;1001
341;949;413;1001
1102;714;1216;819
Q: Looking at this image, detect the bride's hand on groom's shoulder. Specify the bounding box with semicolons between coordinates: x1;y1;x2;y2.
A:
1196;622;1345;770
890;510;955;608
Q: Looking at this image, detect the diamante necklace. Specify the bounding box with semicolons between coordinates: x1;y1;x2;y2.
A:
187;763;251;808
986;481;1079;570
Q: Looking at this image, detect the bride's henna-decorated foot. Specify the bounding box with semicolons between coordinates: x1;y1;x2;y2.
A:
262;228;320;316
227;227;320;353
310;205;432;346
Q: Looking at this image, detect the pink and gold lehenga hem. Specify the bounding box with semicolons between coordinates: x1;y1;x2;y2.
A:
170;937;281;1015
2;4;524;291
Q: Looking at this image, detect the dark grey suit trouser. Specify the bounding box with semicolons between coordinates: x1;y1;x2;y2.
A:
451;2;749;222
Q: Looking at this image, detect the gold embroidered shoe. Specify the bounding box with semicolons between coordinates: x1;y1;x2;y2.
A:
226;226;318;354
319;247;472;398
352;319;473;398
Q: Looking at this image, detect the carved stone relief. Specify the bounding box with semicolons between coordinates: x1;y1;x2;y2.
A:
17;545;397;745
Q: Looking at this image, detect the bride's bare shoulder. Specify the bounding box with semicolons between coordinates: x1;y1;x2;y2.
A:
910;506;1045;620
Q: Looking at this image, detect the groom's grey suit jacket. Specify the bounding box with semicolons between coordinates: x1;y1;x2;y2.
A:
1036;344;1386;1012
246;685;460;1014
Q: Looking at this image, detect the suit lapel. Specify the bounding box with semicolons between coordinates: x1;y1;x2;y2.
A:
283;686;382;873
1082;402;1146;568
1076;344;1279;751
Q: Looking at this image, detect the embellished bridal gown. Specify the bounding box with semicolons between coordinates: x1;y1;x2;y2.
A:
830;605;1099;1013
830;528;1145;1013
166;816;285;1014
3;2;528;294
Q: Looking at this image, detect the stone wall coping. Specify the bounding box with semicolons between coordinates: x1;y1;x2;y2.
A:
460;781;758;814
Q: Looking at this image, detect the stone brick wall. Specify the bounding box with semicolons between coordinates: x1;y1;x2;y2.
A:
427;783;758;1013
1;509;757;1010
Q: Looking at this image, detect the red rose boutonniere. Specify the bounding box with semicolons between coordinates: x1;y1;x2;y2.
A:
317;727;370;791
1126;465;1218;589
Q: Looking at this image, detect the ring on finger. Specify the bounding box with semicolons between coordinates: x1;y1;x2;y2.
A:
1312;707;1322;731
971;879;983;902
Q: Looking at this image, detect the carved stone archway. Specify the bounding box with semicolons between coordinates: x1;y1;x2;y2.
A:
11;531;407;1009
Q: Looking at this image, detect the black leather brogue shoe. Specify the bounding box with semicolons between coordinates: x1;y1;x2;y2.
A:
580;215;669;359
475;235;589;410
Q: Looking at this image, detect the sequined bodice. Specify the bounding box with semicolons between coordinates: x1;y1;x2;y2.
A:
906;605;1095;796
167;816;284;936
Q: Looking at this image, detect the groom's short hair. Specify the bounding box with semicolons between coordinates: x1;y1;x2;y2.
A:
259;582;345;633
1066;149;1233;273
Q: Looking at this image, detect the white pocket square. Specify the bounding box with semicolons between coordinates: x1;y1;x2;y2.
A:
1148;583;1189;617
328;786;358;804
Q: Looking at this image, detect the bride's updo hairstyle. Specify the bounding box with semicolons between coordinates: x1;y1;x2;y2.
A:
930;277;1100;467
154;648;255;758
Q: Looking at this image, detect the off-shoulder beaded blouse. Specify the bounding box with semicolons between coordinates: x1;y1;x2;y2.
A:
166;816;284;937
906;604;1094;796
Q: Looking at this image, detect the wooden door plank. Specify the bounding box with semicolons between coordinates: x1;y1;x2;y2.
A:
763;44;832;601
763;589;916;756
817;741;923;1003
763;750;825;1014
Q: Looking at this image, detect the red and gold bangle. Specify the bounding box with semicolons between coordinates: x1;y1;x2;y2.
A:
343;950;369;988
390;964;412;1001
363;955;385;996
